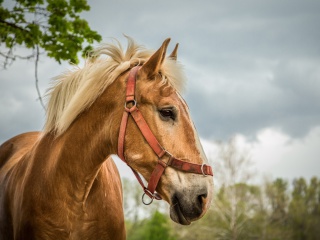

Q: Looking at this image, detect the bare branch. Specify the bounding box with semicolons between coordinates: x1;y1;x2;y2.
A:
0;48;35;69
34;45;45;110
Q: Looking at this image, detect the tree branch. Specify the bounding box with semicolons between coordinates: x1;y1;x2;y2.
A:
0;19;31;34
34;45;45;110
0;51;34;61
0;42;34;69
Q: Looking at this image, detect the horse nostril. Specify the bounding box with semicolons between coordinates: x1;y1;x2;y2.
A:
197;193;207;208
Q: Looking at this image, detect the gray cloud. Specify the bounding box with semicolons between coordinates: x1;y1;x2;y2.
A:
185;56;320;140
1;0;319;145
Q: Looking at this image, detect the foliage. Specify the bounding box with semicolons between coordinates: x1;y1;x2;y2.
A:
264;178;292;239
127;211;177;240
0;0;102;68
124;178;320;239
288;177;320;240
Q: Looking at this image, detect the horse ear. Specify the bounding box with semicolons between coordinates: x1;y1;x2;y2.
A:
139;38;171;79
169;43;179;60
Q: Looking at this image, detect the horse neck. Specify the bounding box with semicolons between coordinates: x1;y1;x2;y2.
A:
40;78;124;198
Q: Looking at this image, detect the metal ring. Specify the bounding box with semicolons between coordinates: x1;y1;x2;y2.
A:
201;163;207;177
142;192;154;205
124;100;136;109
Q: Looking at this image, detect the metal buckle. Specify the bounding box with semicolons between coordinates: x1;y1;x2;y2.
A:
164;150;173;157
163;150;173;166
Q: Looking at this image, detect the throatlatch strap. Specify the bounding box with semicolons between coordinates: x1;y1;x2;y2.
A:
118;111;129;161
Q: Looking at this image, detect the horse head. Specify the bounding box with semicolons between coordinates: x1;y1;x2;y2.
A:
118;39;213;225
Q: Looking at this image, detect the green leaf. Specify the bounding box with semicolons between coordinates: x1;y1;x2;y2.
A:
1;0;102;67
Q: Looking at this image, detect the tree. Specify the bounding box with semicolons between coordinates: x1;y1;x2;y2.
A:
126;210;177;240
288;177;320;240
214;138;254;188
0;0;101;107
264;178;292;239
212;183;263;240
142;211;177;240
266;178;289;224
212;138;255;240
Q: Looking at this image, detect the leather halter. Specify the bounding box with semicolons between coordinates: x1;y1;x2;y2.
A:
117;66;213;205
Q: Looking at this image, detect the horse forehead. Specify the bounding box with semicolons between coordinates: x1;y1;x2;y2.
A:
157;91;188;109
159;84;174;97
142;82;174;102
141;81;188;110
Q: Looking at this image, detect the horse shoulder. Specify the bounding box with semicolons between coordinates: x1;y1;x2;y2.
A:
0;132;40;171
0;132;40;239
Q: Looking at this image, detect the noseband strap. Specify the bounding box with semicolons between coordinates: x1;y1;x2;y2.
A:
118;66;213;204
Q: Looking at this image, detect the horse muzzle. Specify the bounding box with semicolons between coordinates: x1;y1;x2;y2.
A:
169;186;210;225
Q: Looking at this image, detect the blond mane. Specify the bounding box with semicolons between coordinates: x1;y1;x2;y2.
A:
43;37;186;136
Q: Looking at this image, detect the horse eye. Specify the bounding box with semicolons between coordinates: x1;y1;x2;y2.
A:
159;108;176;121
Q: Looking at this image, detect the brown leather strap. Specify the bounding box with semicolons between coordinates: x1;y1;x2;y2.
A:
129;106;166;158
118;66;140;161
168;157;213;176
145;160;167;197
125;66;139;102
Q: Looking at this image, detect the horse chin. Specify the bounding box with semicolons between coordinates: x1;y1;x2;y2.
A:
169;198;191;225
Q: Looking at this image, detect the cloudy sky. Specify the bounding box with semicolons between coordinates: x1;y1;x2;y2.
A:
1;0;319;182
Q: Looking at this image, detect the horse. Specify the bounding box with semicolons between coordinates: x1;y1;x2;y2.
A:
0;37;214;239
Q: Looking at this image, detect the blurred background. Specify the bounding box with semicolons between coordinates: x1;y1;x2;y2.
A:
1;0;319;239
